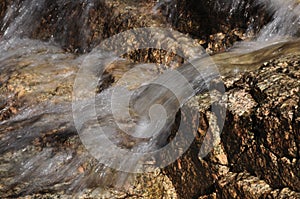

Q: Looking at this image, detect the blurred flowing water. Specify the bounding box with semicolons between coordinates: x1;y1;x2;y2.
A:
0;0;300;197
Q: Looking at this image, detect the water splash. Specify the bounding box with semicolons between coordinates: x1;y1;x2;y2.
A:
1;0;300;197
1;0;47;39
0;0;103;52
214;0;300;57
256;0;300;41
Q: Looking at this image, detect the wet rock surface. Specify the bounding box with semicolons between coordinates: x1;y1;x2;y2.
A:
0;0;168;53
0;0;299;198
165;53;300;198
163;0;271;53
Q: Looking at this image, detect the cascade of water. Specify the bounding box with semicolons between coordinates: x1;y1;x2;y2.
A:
218;0;300;41
256;0;300;41
0;0;300;196
161;0;299;35
1;0;47;39
0;0;100;52
211;0;300;57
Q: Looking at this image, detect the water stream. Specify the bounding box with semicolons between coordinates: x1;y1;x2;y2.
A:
0;0;300;196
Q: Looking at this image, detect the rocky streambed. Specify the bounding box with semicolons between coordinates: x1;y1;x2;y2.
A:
0;0;299;198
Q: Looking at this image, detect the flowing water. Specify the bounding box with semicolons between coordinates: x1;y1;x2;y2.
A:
0;0;300;197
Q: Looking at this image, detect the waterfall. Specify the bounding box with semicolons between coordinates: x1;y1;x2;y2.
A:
256;0;300;41
1;0;47;39
0;0;101;52
0;0;300;197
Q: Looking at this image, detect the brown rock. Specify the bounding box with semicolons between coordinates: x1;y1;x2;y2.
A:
0;1;299;199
